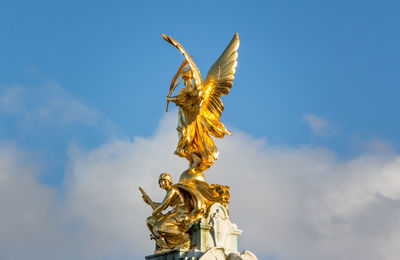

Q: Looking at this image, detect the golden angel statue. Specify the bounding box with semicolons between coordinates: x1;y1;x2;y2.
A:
163;33;240;182
139;34;240;255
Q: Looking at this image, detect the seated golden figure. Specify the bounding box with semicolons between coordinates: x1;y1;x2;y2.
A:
143;173;192;253
141;173;230;254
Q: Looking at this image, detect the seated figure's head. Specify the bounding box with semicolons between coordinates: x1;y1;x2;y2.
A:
159;173;173;189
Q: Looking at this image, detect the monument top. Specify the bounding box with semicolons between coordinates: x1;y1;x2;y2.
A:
139;33;256;259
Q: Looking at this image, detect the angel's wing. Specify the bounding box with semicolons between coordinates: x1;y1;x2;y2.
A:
200;33;240;138
161;34;203;87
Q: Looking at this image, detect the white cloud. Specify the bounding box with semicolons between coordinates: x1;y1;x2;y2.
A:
63;113;187;258
2;113;400;259
213;137;400;260
0;145;81;260
64;114;400;260
0;81;100;127
302;113;338;137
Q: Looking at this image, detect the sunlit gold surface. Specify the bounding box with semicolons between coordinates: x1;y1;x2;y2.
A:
141;174;230;253
163;33;239;181
140;34;239;254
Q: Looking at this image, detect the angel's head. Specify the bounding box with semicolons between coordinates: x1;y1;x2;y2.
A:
182;69;193;86
159;173;173;190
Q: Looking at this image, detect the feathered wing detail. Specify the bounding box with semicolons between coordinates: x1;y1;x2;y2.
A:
161;34;203;87
200;33;240;138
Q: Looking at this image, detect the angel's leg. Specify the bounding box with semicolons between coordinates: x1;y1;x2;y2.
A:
189;153;201;170
175;122;188;157
174;140;187;158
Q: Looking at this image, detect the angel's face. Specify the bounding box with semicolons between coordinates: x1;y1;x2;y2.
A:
182;70;193;86
182;69;192;79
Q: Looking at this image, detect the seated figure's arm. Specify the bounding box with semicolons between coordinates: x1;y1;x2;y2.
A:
143;195;161;210
153;189;176;216
140;187;161;210
147;200;161;210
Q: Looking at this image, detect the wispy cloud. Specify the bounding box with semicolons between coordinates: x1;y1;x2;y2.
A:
2;114;400;260
302;114;338;137
0;81;100;127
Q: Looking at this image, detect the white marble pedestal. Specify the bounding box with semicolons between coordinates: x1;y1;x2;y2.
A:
144;203;257;260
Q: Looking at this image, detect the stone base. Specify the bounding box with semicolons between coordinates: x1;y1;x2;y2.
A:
190;204;242;253
145;249;203;260
198;248;257;260
145;248;257;260
144;203;257;260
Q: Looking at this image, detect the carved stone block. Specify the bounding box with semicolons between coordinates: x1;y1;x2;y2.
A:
144;203;257;260
191;203;242;253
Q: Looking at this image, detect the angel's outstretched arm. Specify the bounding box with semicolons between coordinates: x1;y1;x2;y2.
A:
166;96;178;103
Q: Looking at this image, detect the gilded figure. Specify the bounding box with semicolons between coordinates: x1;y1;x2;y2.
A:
142;173;192;253
163;33;240;182
140;33;239;254
141;173;230;253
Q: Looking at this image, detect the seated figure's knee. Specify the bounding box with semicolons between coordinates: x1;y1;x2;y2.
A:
147;216;157;226
154;221;167;236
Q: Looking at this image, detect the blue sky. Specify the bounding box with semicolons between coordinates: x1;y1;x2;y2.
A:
1;1;400;259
